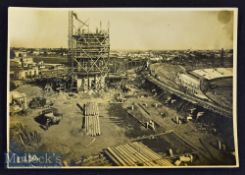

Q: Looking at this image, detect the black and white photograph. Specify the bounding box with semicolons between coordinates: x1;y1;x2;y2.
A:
7;8;238;168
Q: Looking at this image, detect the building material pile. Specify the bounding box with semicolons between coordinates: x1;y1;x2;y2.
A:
84;102;101;136
9;91;27;114
104;142;173;166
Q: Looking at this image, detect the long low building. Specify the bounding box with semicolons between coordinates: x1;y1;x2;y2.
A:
146;63;233;117
190;68;233;81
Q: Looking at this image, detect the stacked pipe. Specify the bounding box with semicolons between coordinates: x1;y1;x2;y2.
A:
104;142;173;166
84;102;101;136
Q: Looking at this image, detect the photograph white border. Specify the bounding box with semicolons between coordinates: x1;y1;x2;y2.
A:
6;7;239;169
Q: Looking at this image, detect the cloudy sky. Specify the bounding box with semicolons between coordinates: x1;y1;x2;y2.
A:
8;8;236;50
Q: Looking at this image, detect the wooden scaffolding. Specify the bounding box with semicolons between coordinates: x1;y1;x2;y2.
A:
68;11;110;91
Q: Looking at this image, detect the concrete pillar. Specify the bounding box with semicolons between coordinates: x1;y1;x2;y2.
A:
100;75;105;88
84;77;88;91
81;78;85;91
88;76;94;90
77;78;82;91
95;74;101;89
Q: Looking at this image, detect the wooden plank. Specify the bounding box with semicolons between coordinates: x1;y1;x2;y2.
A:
94;116;97;135
134;142;161;159
93;116;95;136
91;103;93;115
127;143;154;166
97;116;101;135
123;144;141;165
96;116;100;135
85;116;87;132
135;142;172;166
96;103;99;116
120;145;139;166
88;116;91;136
104;149;121;166
93;116;96;136
132;142;158;164
91;116;94;136
116;145;136;166
124;144;155;166
107;147;127;166
112;147;128;165
135;142;173;166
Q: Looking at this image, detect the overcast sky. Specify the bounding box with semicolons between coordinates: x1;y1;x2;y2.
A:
8;8;236;50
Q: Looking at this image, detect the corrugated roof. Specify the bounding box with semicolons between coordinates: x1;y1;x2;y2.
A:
191;68;233;80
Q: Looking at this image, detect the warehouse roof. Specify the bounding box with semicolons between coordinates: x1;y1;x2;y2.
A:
191;68;233;80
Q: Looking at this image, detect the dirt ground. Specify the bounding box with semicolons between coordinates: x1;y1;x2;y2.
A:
10;86;161;163
9;79;236;165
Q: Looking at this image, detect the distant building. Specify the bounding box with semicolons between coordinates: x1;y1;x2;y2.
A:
10;56;40;80
175;72;209;100
190;68;233;81
21;57;34;64
44;63;65;70
13;67;39;80
14;51;27;57
175;67;233;100
10;58;22;67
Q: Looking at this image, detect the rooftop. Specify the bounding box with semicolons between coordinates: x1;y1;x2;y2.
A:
190;68;233;80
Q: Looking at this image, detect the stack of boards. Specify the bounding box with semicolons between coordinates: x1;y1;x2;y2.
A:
84;102;101;137
104;142;173;166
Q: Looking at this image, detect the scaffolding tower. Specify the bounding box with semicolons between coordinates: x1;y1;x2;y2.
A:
68;11;110;92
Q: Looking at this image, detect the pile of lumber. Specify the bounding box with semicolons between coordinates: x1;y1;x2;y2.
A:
84;102;101;136
104;142;173;166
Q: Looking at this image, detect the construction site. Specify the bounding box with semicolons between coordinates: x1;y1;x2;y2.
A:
8;11;236;167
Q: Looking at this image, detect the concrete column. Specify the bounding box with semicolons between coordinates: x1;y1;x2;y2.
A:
84;77;88;91
88;76;92;90
77;78;82;91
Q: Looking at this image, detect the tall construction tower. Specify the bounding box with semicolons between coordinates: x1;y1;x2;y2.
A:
68;11;110;92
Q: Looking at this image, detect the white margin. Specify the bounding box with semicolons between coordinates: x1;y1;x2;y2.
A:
6;7;239;169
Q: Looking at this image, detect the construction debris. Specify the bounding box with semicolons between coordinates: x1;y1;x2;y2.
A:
115;93;126;102
9;91;27;114
29;97;47;108
84;102;101;136
174;153;193;166
196;111;205;121
104;142;173;166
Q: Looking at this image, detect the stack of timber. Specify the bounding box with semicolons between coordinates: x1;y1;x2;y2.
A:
84;102;101;136
104;142;173;166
